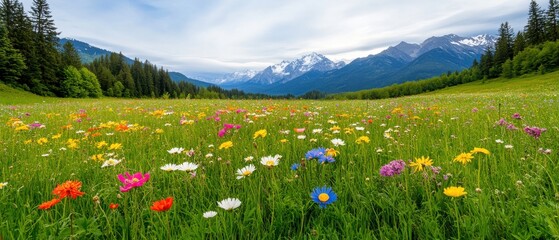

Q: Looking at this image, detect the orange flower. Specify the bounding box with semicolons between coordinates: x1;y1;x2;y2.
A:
109;203;119;210
52;180;85;199
150;197;173;212
115;124;129;132
38;198;61;210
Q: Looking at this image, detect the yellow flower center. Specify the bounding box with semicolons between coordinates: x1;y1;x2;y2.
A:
132;178;139;183
318;193;330;202
266;160;275;166
242;170;252;176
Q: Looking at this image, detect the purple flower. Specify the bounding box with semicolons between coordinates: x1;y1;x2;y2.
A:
290;163;300;171
524;126;546;139
117;172;150;192
318;155;335;164
496;118;508;126
512;113;522;119
28;122;45;129
379;160;406;177
506;123;518;130
471;108;478;113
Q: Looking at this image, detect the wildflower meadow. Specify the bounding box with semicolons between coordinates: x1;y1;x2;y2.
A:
1;89;558;239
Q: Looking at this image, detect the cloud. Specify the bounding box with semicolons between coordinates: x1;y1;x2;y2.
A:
20;0;545;76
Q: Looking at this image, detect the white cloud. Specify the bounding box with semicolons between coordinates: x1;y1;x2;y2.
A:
20;0;545;76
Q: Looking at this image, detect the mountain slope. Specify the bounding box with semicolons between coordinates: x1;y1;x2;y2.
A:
257;34;495;95
168;72;213;88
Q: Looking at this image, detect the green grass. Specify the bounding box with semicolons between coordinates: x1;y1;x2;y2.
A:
426;71;559;95
0;73;558;239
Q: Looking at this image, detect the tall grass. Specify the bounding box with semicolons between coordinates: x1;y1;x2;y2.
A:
0;80;558;239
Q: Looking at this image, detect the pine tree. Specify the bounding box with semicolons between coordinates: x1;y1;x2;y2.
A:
525;0;546;45
1;0;41;91
479;47;494;78
30;0;61;96
61;41;81;68
0;23;26;86
546;0;559;41
494;22;514;73
514;31;527;55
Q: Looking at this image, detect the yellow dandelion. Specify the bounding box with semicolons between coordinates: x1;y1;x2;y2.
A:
219;141;233;150
90;154;104;161
355;136;370;144
280;139;289;143
470;147;490;155
155;128;164;134
15;125;29;131
37;138;48;145
24;139;32;144
108;143;122;150
453;153;474;165
409;156;433;173
96;141;108;149
325;148;339;157
52;133;62;139
329;126;341;131
253;129;267;139
67;139;79;149
444;186;467;197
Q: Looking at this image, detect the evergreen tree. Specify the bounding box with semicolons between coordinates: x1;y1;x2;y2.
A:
1;0;41;91
30;0;60;95
525;0;546;45
545;0;559;41
0;24;26;85
61;41;81;68
479;47;494;78
494;22;514;73
514;31;527;55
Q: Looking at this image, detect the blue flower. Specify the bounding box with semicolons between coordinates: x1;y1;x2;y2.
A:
290;163;300;171
305;148;325;160
318;155;335;164
310;186;337;208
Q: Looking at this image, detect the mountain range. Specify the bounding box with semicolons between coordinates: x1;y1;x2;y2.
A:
58;38;211;88
217;34;495;95
60;34;495;96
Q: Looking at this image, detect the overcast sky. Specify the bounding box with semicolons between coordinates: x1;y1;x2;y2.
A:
20;0;545;78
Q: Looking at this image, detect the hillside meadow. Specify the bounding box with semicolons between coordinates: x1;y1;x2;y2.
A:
0;73;558;239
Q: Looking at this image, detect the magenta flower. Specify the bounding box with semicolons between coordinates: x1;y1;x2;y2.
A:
117;172;150;192
379;160;406;177
218;128;227;138
512;113;522;119
524;126;546;139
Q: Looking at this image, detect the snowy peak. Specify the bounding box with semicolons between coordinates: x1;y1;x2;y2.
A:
247;52;342;85
214;69;258;84
381;34;496;61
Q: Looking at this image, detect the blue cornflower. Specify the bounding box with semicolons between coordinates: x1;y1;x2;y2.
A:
305;148;326;160
310;186;337;208
318;155;335;164
290;163;300;171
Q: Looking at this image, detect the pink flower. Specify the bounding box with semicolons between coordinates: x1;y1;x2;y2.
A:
294;128;305;133
218;129;227;138
223;123;235;130
117;172;150;192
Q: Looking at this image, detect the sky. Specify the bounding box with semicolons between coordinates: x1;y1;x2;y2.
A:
21;0;546;80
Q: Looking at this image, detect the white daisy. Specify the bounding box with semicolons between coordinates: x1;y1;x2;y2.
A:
203;211;217;218
495;139;504;144
244;156;254;162
205;153;214;158
236;164;256;179
355;127;365;131
505;145;513;149
331;138;345;146
297;135;306;140
260;155;280;167
167;147;184;154
217;198;241;210
177;161;199;171
101;158;122;168
160;163;178;171
312;129;323;134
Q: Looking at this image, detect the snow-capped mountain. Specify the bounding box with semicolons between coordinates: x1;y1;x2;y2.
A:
381;34;496;61
232;52;343;85
213;70;259;84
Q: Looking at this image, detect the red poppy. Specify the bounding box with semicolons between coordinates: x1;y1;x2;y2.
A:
109;203;119;210
38;198;61;210
52;180;85;199
150;197;173;212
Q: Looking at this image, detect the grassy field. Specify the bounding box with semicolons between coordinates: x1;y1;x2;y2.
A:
0;72;558;239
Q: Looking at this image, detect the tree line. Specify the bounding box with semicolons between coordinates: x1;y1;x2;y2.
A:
1;0;284;99
331;0;559;100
